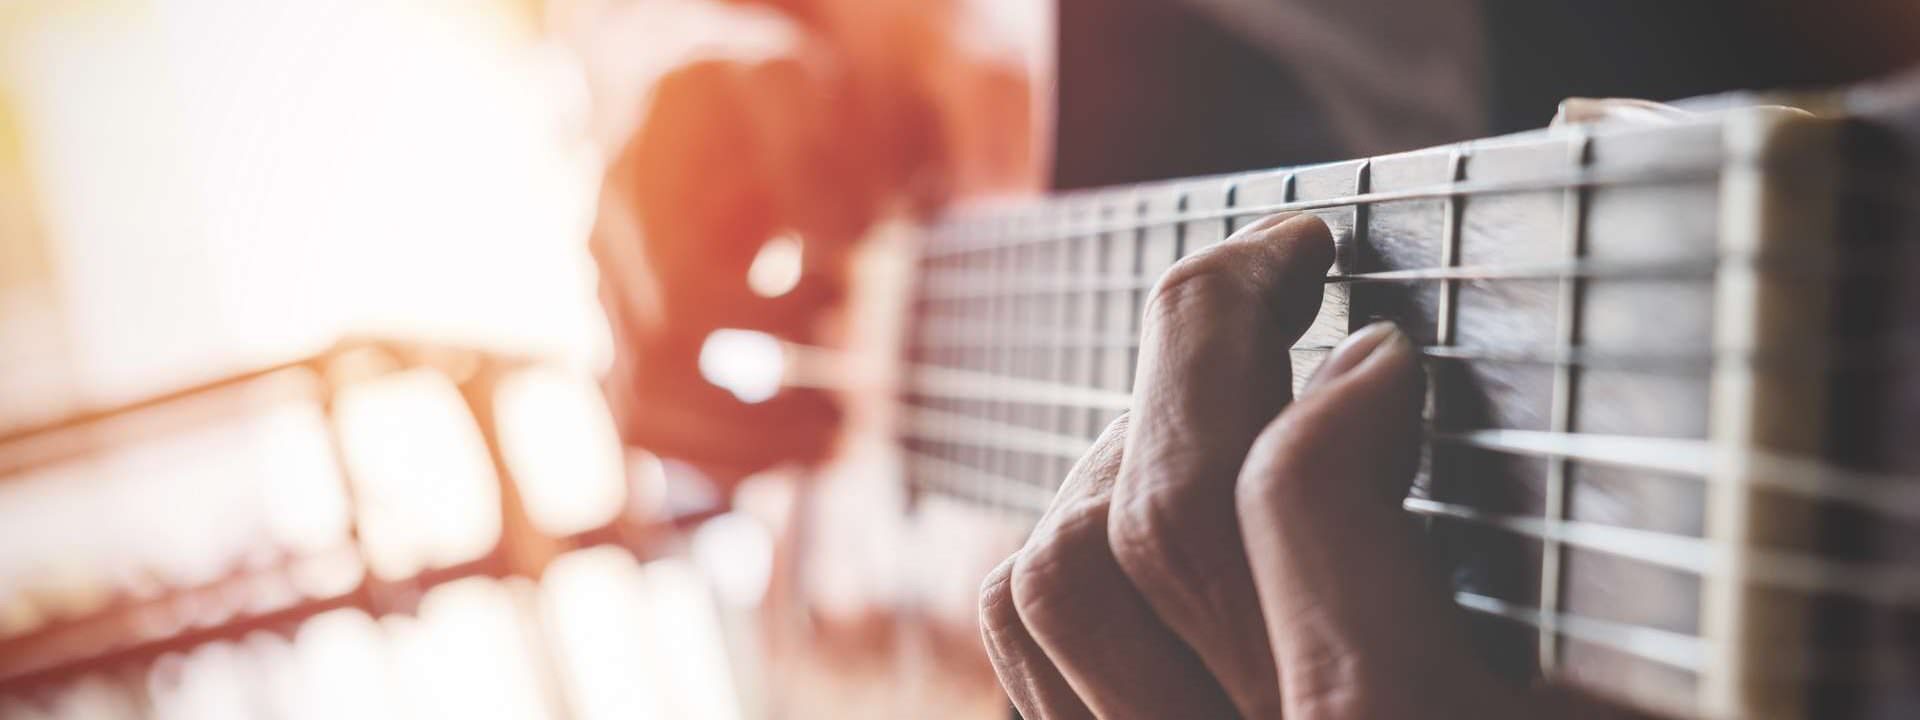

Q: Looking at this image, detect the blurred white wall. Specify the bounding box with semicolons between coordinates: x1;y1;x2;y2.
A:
0;0;609;414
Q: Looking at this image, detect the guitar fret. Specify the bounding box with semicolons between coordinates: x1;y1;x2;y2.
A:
971;224;995;482
1418;148;1471;563
1437;149;1468;346
1539;131;1594;670
967;239;986;478
1071;199;1101;449
1110;194;1142;425
994;231;1016;484
911;250;1870;299
1016;238;1041;488
1049;213;1073;478
1345;159;1370;383
1126;191;1143;405
1090;201;1117;438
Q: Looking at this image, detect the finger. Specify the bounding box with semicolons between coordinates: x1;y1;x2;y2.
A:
981;417;1128;720
1236;323;1499;718
1001;415;1238;719
979;558;1090;720
1106;212;1334;717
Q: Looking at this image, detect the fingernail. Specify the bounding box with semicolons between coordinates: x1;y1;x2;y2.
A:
1305;321;1405;393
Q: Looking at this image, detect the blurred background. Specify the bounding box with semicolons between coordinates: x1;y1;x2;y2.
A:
0;1;1045;717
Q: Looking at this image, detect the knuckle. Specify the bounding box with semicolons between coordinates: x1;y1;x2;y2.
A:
1008;507;1111;631
1109;483;1246;625
977;559;1022;644
1066;413;1129;480
1145;251;1252;325
1105;487;1194;596
1285;651;1371;719
1096;412;1130;443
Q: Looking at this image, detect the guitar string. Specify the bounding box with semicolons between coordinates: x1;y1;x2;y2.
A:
892;402;1920;524
916;255;1730;298
893;248;1920;511
903;329;1920;373
893;413;1920;611
923;166;1711;256
900;447;1710;672
779;341;1920;525
905;242;1917;372
1449;591;1706;674
910;247;1920;300
934;162;1920;229
902;451;1920;675
922;165;1915;257
888;207;1918;515
904;451;1920;691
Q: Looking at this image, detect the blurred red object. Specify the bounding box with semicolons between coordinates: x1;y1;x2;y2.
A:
590;0;1042;479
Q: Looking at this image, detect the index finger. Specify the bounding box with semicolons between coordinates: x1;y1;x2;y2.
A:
1107;211;1334;717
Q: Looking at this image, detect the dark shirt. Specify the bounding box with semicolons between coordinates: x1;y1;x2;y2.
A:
1053;0;1920;188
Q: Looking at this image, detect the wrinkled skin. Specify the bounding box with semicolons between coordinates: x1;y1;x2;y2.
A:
979;213;1657;719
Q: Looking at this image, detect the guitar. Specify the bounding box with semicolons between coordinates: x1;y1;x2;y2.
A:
803;85;1920;719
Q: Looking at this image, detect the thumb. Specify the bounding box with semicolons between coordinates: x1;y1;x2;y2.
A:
1233;322;1509;719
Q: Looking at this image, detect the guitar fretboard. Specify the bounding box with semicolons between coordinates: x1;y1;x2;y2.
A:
897;108;1920;718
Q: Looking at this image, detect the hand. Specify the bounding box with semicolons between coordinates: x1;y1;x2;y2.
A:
589;0;1038;477
977;213;1653;719
593;53;859;476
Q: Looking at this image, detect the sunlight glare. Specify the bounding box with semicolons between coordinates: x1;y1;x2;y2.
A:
691;513;774;609
697;330;784;404
745;232;803;298
494;368;626;535
333;370;501;581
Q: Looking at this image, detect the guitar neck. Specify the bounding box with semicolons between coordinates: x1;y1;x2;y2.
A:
896;100;1920;718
